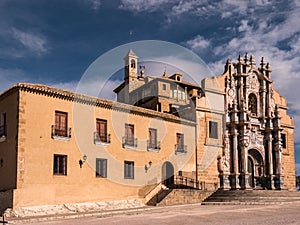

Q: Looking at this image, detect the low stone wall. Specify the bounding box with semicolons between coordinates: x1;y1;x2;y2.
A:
157;190;214;206
5;199;145;218
0;189;13;215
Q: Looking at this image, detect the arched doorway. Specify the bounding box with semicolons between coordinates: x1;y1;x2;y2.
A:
248;149;264;189
162;161;174;188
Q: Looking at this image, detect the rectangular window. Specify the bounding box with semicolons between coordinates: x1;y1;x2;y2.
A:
281;133;287;149
96;119;108;142
148;128;157;149
0;113;6;137
176;133;186;153
124;161;134;179
53;154;67;175
96;158;107;178
177;133;184;148
55;111;68;137
209;121;218;139
162;83;166;90
125;124;134;146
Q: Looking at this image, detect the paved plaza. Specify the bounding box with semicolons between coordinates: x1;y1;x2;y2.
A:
9;202;300;225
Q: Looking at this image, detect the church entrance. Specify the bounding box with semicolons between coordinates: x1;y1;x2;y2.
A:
248;157;255;188
248;149;265;189
162;161;174;188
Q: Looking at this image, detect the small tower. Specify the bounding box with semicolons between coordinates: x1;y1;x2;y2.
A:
124;49;138;83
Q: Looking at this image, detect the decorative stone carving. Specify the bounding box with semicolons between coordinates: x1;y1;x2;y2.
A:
218;133;230;173
247;73;259;90
221;54;286;190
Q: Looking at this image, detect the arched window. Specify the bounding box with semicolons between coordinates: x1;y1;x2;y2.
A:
130;59;136;68
248;93;257;115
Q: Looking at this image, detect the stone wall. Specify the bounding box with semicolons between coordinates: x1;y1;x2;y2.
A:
157;189;214;206
5;199;144;218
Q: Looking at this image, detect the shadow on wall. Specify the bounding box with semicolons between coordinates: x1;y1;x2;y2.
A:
0;190;13;215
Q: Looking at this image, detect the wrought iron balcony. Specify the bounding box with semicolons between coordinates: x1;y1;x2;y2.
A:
0;125;6;137
94;132;111;145
147;140;160;152
122;136;137;149
51;125;71;140
175;144;187;155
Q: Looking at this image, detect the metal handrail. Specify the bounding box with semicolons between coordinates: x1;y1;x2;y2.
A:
173;175;218;191
94;132;111;143
51;125;71;138
174;175;200;189
175;144;187;154
147;140;160;150
122;136;138;148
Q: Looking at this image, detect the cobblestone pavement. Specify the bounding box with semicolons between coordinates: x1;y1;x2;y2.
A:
9;203;300;225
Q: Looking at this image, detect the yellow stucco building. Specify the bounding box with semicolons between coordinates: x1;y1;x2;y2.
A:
0;51;296;215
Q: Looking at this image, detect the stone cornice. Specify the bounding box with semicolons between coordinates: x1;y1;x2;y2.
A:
4;83;195;126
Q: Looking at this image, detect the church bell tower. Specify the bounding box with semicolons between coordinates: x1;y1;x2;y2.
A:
124;49;138;84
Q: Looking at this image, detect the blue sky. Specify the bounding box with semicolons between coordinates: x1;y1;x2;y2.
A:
1;0;300;173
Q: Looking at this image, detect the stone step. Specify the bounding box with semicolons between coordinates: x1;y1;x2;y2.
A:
205;198;300;202
211;191;300;197
206;196;300;200
202;190;300;205
202;201;300;205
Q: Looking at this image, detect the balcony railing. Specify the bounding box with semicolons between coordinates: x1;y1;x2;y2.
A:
147;140;160;152
94;132;111;145
122;136;137;149
51;125;71;140
0;125;6;137
175;144;187;155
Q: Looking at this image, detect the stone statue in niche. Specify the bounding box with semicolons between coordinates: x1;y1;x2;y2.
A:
218;132;230;173
248;94;258;115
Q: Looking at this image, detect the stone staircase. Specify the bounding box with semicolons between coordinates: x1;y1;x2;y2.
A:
202;189;300;205
153;189;214;206
145;176;218;206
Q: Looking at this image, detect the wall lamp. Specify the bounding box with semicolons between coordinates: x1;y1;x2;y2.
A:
144;161;152;172
79;154;87;168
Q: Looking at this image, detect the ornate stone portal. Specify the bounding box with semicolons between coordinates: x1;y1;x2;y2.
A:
219;54;285;190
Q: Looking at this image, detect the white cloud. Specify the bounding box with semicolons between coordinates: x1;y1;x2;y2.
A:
185;35;210;50
205;1;300;142
11;28;48;55
84;0;102;10
119;0;171;12
171;0;202;15
238;20;248;32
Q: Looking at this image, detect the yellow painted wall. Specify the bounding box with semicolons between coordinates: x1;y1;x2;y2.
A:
13;88;196;208
0;89;18;191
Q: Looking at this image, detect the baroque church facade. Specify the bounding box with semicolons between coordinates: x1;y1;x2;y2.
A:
218;55;295;190
0;50;296;214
